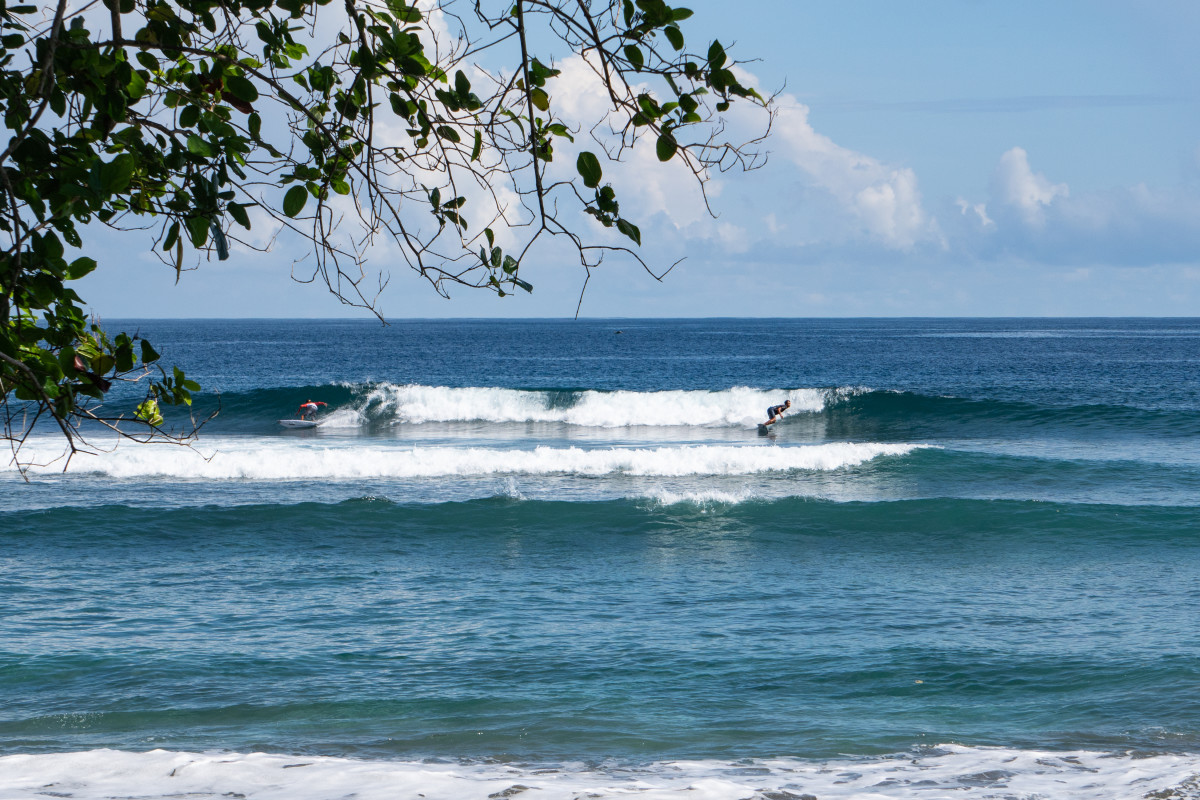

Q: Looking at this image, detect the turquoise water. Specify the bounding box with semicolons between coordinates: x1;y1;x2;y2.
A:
2;318;1199;799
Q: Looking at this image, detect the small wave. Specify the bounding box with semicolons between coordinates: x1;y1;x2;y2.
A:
4;440;924;480
640;487;761;506
3;745;1200;799
820;390;1200;439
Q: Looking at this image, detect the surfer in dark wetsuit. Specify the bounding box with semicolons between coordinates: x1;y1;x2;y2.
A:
298;400;327;420
763;399;791;427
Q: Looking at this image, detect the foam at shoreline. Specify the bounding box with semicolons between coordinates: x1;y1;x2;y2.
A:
2;746;1198;800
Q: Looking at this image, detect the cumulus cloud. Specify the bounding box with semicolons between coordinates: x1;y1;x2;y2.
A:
990;146;1068;226
771;96;939;250
941;147;1200;266
536;57;950;256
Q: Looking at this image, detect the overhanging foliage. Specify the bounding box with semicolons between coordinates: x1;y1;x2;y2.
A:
0;0;771;471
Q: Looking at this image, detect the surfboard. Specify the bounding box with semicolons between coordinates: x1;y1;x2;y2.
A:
279;419;319;429
758;423;770;435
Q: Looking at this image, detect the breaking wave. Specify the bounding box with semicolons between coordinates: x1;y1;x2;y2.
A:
4;440;924;480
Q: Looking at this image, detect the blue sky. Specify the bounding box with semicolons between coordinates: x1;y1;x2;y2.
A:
80;1;1200;318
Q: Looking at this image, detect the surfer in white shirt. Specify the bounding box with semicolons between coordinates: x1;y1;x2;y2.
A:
298;400;327;420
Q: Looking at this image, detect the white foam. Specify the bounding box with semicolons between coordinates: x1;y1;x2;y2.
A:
4;440;922;480
640;487;761;506
345;384;836;427
2;746;1199;800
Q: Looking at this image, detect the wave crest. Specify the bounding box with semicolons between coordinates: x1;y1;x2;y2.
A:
9;441;924;480
328;384;839;428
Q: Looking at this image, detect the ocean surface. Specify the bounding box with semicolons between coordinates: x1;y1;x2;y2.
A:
2;317;1200;799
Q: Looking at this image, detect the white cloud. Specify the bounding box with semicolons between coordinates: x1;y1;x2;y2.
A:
956;197;994;228
772;96;937;250
717;222;750;252
937;147;1200;266
991;146;1069;226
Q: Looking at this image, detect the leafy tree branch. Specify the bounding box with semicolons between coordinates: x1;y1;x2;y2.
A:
0;0;772;470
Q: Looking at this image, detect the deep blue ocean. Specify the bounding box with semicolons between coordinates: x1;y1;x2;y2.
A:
3;318;1200;799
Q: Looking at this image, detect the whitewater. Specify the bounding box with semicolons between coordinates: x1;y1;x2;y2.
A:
316;384;840;428
4;746;1200;800
5;439;921;480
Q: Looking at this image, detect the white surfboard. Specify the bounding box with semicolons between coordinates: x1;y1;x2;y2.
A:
278;418;319;428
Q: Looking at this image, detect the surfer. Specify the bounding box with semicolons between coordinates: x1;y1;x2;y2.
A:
298;400;327;420
762;399;791;427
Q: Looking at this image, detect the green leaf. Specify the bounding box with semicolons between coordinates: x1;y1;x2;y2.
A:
186;215;209;248
576;151;602;189
393;3;421;23
656;132;677;162
664;25;684;50
672;7;693;20
136;398;163;426
707;39;726;69
283;185;308;217
65;257;97;280
179;105;200;129
186;134;215;157
530;87;549;112
225;75;259;103
616;218;642;245
101;153;136;193
114;337;135;373
163;221;180;252
41;231;63;260
126;69;147;100
140;340;160;364
471;129;482;162
227;202;251;229
623;44;644;71
546;123;574;142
